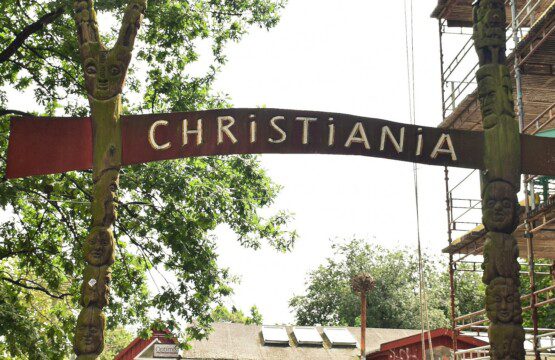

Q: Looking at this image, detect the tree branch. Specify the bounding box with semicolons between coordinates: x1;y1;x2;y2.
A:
8;59;68;101
0;6;65;63
0;109;35;117
0;246;58;261
0;276;70;299
60;173;92;201
23;44;85;91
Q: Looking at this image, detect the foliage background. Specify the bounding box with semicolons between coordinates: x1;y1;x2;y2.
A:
0;0;295;357
289;238;485;329
290;238;555;330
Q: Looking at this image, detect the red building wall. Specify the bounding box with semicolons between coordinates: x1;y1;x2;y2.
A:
115;330;177;360
367;329;487;360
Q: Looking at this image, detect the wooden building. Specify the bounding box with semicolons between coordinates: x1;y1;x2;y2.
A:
115;329;178;360
114;324;487;360
366;329;487;360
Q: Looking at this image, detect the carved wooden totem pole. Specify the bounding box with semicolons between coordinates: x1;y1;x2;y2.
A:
73;0;146;358
474;0;525;358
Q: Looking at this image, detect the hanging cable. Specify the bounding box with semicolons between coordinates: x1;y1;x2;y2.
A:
403;1;436;358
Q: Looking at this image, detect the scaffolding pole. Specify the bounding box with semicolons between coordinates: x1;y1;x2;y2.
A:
511;0;526;133
526;230;541;360
445;167;459;356
511;1;541;358
439;21;447;117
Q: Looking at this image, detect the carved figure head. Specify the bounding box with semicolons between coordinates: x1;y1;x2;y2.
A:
482;180;519;233
75;0;146;100
81;45;128;100
84;227;115;266
489;323;525;359
81;265;111;308
473;0;506;60
486;277;521;324
477;65;514;129
74;307;105;355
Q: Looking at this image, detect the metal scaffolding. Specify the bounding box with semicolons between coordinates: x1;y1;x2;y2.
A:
433;0;555;358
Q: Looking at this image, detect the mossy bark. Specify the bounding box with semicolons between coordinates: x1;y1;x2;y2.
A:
72;0;145;357
474;0;525;358
74;96;121;359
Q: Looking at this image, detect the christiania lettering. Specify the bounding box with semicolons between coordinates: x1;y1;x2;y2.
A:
147;115;458;161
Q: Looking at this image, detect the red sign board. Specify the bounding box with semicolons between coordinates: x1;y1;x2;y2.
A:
6;108;555;179
7;116;93;178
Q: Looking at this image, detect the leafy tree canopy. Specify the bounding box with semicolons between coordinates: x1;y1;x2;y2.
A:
211;304;263;325
0;0;287;115
100;327;135;360
289;238;484;330
0;0;294;358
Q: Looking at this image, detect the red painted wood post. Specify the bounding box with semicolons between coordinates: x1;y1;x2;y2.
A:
351;273;375;360
361;291;367;360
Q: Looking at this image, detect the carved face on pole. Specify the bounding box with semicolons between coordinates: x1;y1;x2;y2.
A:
482;181;518;233
486;277;521;324
473;0;506;49
84;227;115;266
81;45;128;100
74;307;105;355
75;0;145;100
477;65;515;129
81;265;112;308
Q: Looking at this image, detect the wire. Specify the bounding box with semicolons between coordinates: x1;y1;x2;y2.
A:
403;1;435;358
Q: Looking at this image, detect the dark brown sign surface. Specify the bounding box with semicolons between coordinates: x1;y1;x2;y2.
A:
5;108;554;179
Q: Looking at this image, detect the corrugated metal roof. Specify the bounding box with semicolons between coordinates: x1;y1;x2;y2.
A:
181;323;420;360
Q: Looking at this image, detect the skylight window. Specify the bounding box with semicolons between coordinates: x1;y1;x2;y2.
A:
323;328;357;347
292;327;323;346
261;326;290;345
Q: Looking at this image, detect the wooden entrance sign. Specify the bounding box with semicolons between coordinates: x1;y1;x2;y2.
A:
6;108;555;179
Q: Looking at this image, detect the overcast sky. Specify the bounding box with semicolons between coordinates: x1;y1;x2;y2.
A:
209;0;482;325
